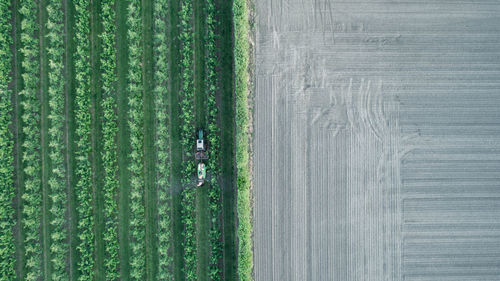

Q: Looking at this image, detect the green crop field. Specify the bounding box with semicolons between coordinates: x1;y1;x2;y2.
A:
0;0;253;280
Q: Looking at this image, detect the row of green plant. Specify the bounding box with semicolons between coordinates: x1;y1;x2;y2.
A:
178;0;197;280
153;0;173;280
46;0;69;279
100;1;120;279
204;0;223;279
73;0;95;280
0;0;15;279
19;1;43;280
233;0;254;279
127;0;146;279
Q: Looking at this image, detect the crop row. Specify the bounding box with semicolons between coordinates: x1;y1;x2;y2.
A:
153;0;173;280
100;0;120;279
233;0;254;279
0;0;15;279
19;0;42;280
46;0;69;279
127;0;146;279
204;0;223;280
178;0;197;280
73;0;94;280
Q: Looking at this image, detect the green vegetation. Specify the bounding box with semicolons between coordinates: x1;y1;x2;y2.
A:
205;0;223;279
6;1;251;280
127;0;146;279
0;0;15;279
178;0;197;280
100;1;120;279
153;0;173;279
73;0;94;280
233;0;254;279
19;0;43;280
46;0;68;279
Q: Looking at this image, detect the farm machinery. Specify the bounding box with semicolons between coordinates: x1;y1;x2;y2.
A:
195;129;208;187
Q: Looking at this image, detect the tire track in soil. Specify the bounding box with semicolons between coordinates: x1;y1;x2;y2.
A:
90;0;105;279
142;0;157;279
39;0;51;278
10;0;25;278
63;0;78;279
193;0;210;279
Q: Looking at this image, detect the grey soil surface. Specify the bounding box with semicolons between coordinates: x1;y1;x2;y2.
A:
253;1;500;280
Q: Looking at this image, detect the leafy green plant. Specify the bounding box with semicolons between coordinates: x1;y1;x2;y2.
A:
0;0;15;279
46;0;68;279
127;0;146;279
73;0;94;280
153;0;173;279
100;1;120;279
204;0;223;279
178;0;197;279
19;1;43;279
233;0;253;279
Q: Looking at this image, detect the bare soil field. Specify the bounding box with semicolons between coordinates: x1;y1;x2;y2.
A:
253;1;500;280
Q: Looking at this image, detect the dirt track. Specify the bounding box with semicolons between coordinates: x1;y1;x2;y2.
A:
253;1;500;280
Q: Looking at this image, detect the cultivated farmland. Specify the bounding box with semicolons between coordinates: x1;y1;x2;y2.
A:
1;0;251;280
254;0;500;281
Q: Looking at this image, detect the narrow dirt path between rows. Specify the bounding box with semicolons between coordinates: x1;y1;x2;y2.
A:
90;1;105;279
38;0;51;279
142;0;157;279
63;0;78;279
193;0;210;279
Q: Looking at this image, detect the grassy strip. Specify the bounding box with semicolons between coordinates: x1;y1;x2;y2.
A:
178;0;197;280
72;0;94;280
116;0;131;278
204;0;223;279
100;1;120;279
46;0;69;279
233;0;253;279
141;0;157;279
63;0;77;279
18;1;43;280
153;0;174;279
89;0;105;278
127;0;146;279
216;0;237;277
0;0;15;278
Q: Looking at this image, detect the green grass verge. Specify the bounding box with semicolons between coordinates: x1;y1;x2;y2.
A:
233;0;253;279
216;0;237;278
